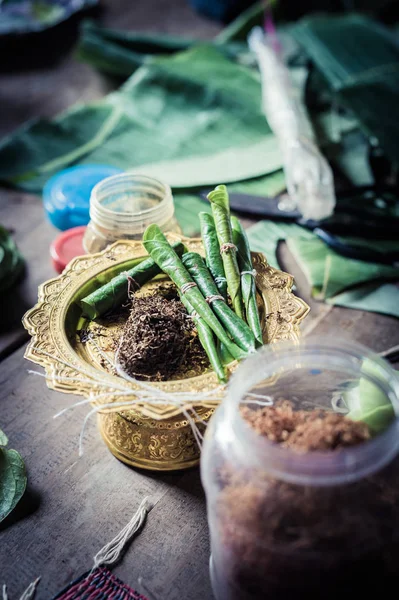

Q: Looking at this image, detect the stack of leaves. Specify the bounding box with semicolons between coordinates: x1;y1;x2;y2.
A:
246;220;399;318
0;428;27;524
0;225;24;292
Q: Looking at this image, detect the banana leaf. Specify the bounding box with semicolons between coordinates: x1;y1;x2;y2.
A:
207;185;243;318
179;293;226;384
286;235;399;299
293;14;399;167
246;220;399;317
80;241;185;320
327;283;399;318
77;21;249;79
0;45;278;193
142;225;246;361
182;252;256;353
231;216;263;345
199;212;227;299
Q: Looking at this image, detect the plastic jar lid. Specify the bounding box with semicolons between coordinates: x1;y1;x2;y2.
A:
43;164;124;231
50;226;87;273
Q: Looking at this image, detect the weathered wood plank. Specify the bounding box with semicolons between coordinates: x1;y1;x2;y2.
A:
0;345;210;599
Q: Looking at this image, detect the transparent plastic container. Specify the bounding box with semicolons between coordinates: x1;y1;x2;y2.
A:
201;338;399;600
83;174;181;253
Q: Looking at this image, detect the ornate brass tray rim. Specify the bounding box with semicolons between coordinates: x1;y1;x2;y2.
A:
23;236;310;421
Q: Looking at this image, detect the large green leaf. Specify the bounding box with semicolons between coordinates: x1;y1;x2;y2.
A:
327;283;399;317
77;21;249;79
0;448;27;523
0;45;279;193
0;429;8;447
245;220;399;317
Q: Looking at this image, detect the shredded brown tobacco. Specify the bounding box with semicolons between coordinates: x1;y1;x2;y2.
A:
215;404;399;600
117;292;208;381
241;401;370;451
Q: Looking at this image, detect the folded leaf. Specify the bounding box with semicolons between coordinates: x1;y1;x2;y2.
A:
0;448;27;523
179;294;226;383
80;241;185;319
199;212;227;299
182;252;256;352
286;235;399;299
207;185;243;318
231;216;263;345
143;225;246;361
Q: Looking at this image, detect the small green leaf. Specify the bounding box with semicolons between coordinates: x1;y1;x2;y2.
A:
0;429;8;447
344;359;396;434
0;448;27;523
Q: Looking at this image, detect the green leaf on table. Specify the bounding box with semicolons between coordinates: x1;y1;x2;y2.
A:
327;283;399;318
285;235;399;299
130;137;281;189
246;221;312;270
0;429;8;447
0;447;27;523
0;45;278;193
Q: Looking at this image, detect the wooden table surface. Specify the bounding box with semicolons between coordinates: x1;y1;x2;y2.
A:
0;2;398;598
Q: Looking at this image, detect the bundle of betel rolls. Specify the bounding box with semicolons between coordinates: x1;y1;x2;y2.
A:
79;185;263;384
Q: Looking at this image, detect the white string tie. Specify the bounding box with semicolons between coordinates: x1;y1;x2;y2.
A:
93;497;151;570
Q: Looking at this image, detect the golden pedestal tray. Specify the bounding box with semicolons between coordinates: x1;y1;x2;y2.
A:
23;235;309;471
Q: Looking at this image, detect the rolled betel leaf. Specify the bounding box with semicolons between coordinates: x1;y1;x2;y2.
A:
207;185;243;319
179;293;227;384
199;212;227;300
231;216;263;346
182;252;256;353
80;241;185;320
143;225;247;362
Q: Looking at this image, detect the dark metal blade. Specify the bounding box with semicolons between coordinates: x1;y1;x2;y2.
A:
199;191;301;219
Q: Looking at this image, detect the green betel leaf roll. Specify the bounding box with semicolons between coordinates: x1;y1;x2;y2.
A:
143;225;246;361
179;293;227;384
80;241;185;319
182;252;256;353
199;212;227;300
231;216;263;345
207;185;243;318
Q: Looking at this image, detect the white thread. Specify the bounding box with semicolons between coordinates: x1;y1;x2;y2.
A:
241;270;256;277
28;349;276;456
180;282;197;294
2;585;8;600
220;242;237;254
214;276;227;284
205;294;225;304
92;497;151;570
19;579;40;600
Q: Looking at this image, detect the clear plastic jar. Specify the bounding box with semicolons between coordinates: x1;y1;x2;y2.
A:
83;174;181;253
201;337;399;600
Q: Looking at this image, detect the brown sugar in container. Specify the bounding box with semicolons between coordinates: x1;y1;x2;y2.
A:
201;338;399;600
